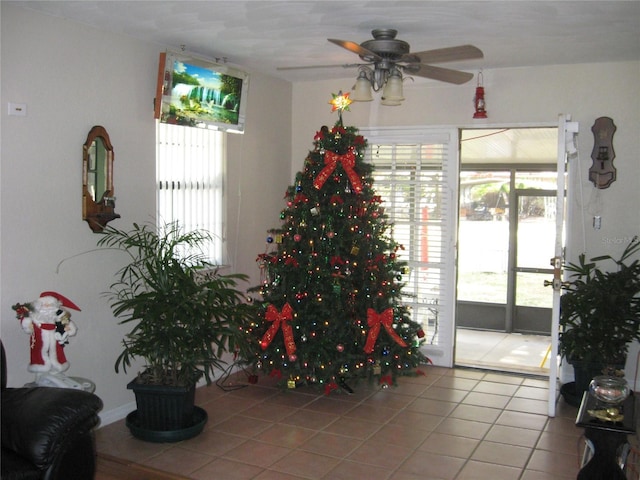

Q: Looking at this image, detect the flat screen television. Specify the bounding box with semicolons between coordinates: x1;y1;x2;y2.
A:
154;51;249;134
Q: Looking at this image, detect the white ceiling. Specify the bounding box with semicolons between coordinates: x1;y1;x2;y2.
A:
11;1;640;84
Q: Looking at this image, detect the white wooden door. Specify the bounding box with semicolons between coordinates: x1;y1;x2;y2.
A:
548;114;579;416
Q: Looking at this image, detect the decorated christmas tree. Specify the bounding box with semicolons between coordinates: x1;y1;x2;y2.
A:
243;93;428;392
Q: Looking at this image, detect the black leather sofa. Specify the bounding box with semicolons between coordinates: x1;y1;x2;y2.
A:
1;342;103;480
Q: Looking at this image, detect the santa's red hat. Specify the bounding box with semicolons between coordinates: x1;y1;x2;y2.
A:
39;291;81;311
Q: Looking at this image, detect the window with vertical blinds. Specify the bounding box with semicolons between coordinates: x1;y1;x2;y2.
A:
363;128;457;366
156;122;226;264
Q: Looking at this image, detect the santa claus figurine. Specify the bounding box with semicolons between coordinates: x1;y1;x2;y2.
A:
18;292;80;374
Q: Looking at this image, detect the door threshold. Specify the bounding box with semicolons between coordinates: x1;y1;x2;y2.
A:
455;329;551;376
455;359;549;377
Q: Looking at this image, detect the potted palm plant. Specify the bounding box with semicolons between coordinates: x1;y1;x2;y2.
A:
98;222;254;441
559;236;640;406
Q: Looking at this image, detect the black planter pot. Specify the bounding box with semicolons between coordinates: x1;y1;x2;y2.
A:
562;359;626;407
126;407;207;443
126;379;207;442
559;382;582;407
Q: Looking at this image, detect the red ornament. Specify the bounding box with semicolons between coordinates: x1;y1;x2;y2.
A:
329;194;344;205
324;382;339;395
294;193;308;204
285;257;299;267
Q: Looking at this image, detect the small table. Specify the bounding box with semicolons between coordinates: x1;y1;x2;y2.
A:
25;375;96;393
72;377;96;393
576;390;636;479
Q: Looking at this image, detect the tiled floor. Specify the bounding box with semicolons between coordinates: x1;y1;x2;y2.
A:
95;367;598;479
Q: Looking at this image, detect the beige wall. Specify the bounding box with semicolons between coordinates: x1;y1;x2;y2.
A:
0;4;292;421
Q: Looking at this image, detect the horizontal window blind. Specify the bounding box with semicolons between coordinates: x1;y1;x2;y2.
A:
156;122;225;264
363;128;457;366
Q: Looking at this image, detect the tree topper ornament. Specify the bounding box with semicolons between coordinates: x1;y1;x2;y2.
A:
329;91;352;125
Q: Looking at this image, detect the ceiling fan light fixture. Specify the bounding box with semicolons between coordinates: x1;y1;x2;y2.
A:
381;69;404;102
352;70;373;102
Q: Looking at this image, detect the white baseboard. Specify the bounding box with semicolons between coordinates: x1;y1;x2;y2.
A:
98;401;136;427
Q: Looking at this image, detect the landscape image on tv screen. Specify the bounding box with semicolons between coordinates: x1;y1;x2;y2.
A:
160;58;245;131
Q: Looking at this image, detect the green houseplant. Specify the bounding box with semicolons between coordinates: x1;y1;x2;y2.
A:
559;236;640;405
98;222;254;441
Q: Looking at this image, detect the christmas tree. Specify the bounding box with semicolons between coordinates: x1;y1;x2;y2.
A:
243;93;428;392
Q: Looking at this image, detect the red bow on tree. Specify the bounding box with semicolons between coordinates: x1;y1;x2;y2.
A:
260;303;297;357
313;148;363;194
363;308;408;354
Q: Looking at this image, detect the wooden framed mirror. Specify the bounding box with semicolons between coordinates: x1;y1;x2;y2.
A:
82;125;120;232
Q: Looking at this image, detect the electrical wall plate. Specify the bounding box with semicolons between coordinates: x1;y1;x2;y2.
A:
589;116;616;189
8;103;27;116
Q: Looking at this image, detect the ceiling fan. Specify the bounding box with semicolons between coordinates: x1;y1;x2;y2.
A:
279;28;483;90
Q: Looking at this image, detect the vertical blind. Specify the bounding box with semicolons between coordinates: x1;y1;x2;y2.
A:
156;122;225;264
363;129;457;366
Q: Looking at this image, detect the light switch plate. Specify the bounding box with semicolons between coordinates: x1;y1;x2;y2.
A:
8;103;27;116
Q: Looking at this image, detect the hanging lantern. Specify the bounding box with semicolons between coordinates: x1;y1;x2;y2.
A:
473;71;487;119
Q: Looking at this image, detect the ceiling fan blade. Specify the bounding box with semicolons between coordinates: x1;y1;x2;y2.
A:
277;63;363;71
410;64;474;84
328;38;382;62
411;45;483;64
